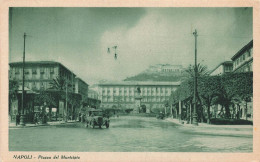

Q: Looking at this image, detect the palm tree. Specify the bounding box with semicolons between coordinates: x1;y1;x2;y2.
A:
49;76;67;91
185;63;209;78
184;63;209;122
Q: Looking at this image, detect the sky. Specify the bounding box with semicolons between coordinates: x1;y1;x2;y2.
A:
9;7;253;85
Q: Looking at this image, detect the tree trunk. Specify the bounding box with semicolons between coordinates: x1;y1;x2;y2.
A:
245;102;248;120
224;103;231;119
236;104;240;119
207;104;210;124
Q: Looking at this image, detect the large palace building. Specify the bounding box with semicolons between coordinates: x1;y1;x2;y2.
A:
98;81;180;112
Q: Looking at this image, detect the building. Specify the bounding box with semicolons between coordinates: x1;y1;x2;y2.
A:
145;64;184;73
231;40;253;73
9;61;89;120
75;77;89;103
209;40;253;120
210;61;233;76
87;89;101;108
9;61;76;92
231;40;253;120
98;81;180;112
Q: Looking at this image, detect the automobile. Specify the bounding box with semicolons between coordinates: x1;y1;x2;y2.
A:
85;109;110;128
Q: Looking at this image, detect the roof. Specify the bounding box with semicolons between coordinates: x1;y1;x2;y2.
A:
75;77;89;86
98;80;181;86
231;40;253;61
210;61;233;75
9;61;76;76
88;89;98;93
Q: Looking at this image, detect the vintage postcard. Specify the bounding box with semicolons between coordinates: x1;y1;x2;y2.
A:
0;0;260;161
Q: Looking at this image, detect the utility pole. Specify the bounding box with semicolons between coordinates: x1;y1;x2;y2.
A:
65;81;68;122
192;29;198;126
20;32;26;126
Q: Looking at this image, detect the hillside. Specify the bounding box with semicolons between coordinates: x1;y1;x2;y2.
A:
124;71;188;82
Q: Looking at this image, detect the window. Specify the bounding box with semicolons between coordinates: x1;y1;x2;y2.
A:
50;67;54;74
25;69;29;74
248;50;251;57
15;68;20;74
32;82;37;90
40;82;45;89
243;54;245;60
40;68;44;74
25;82;29;88
32;68;37;74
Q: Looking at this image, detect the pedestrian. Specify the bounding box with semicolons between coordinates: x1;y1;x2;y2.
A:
79;112;81;122
34;113;39;125
16;113;20;126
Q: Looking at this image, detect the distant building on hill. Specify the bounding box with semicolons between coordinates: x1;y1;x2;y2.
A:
145;64;184;73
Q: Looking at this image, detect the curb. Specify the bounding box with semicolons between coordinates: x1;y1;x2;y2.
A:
9;121;78;128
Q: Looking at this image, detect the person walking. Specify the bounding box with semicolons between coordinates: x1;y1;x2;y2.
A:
16;113;20;126
34;113;39;125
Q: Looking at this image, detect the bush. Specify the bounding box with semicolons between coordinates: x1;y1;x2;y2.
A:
210;118;253;125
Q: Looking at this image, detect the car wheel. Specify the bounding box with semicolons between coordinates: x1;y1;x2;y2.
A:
99;125;101;129
106;122;109;128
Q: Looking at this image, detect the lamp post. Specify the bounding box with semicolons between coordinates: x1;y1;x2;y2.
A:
192;29;198;126
19;33;27;126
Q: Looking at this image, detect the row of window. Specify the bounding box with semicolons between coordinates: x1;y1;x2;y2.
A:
102;93;169;97
234;49;252;68
162;69;180;72
14;67;55;74
102;89;172;94
11;73;56;80
102;97;168;102
101;104;165;109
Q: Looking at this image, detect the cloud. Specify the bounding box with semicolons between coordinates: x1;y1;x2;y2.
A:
99;10;196;81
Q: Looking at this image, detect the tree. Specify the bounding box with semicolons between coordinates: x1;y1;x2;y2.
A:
9;80;19;114
221;72;253;119
185;63;209;78
67;93;82;120
34;90;57;109
198;76;221;123
49;76;66;91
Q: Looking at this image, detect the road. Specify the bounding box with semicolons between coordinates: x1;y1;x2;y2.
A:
9;116;252;152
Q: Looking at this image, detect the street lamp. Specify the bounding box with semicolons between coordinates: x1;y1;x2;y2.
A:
192;29;198;126
107;45;118;60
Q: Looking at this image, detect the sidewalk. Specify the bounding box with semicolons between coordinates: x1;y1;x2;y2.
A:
166;118;253;129
9;120;78;129
166;118;253;137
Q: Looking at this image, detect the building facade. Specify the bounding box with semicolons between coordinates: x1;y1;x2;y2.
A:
209;40;253;120
231;40;253;73
145;64;184;73
210;61;233;76
87;89;101;108
9;61;89;120
231;40;253;120
75;77;89;103
9;61;77;92
98;81;180;112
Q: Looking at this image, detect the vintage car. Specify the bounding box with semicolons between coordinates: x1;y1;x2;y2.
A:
85;109;110;128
